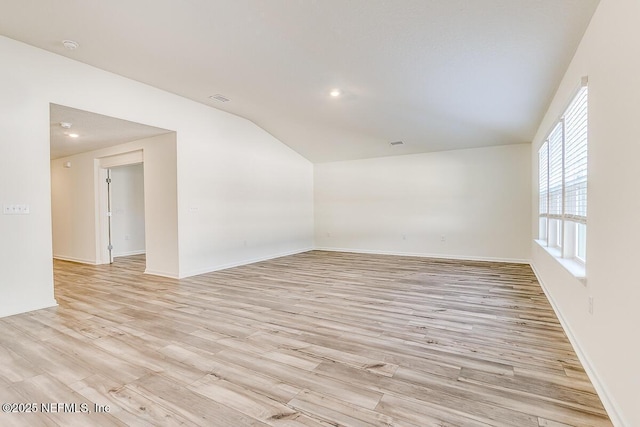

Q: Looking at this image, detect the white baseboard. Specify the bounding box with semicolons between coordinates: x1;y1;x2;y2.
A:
114;250;146;258
53;254;98;265
179;247;314;279
314;246;530;264
144;269;179;279
0;299;58;319
529;262;626;427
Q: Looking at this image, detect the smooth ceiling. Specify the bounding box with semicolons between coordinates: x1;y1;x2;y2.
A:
50;104;171;159
2;0;600;163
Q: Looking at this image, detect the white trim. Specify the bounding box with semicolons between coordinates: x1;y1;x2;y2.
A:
113;250;146;258
95;164;110;264
314;247;530;264
535;239;586;283
144;269;179;279
178;247;315;278
96;150;148;266
53;254;99;265
529;262;627;427
98;150;143;169
538;76;589;151
0;299;58;319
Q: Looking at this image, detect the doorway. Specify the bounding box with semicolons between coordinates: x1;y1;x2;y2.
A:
96;150;146;267
50;104;179;278
105;163;146;263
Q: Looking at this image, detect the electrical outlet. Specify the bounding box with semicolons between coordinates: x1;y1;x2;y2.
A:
440;235;446;242
588;296;594;315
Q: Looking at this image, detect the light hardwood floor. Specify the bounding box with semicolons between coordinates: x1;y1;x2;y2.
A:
0;251;612;426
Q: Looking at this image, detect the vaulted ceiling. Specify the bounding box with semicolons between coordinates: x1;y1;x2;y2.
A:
1;0;600;162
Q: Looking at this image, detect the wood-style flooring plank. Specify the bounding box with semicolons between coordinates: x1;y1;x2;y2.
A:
0;251;612;426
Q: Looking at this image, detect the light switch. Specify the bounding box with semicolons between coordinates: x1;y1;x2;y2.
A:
2;204;30;215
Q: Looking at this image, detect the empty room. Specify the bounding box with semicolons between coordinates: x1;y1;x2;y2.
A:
0;0;637;426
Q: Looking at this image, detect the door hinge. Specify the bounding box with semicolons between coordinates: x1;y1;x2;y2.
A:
106;178;112;184
107;244;113;251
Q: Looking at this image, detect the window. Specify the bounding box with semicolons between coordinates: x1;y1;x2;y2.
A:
538;80;588;268
538;141;548;241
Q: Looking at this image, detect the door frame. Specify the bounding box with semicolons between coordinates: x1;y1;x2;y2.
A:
95;150;144;265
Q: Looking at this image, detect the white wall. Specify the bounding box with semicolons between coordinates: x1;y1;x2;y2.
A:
0;35;314;317
315;144;531;262
177;113;314;277
51;151;100;265
111;164;146;257
530;0;640;425
51;134;177;276
0;51;56;318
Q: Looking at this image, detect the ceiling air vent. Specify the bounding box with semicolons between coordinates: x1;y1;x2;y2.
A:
390;141;404;146
209;94;230;103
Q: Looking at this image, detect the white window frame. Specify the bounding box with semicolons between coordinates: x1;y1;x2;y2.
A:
537;77;588;280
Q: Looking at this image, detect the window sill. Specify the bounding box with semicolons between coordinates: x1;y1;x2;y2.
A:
535;240;586;284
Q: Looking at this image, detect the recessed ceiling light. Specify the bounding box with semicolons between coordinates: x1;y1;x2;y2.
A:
68;133;79;138
330;89;341;97
62;40;79;50
60;122;72;129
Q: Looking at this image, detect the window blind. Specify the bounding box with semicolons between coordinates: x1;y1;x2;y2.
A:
563;86;588;223
548;122;564;218
539;141;548;216
537;78;588;262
